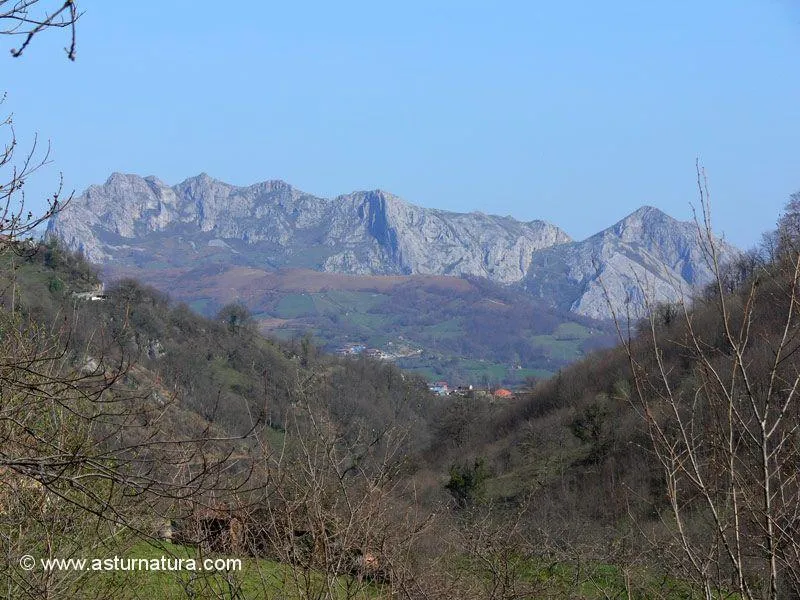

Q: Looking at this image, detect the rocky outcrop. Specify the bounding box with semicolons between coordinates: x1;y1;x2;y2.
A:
320;190;571;282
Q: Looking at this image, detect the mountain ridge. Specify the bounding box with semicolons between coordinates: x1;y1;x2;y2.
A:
49;172;573;283
47;173;738;320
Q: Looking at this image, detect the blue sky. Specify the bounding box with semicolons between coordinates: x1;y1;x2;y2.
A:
4;0;800;248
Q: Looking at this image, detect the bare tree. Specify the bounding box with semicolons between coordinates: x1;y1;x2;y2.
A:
0;96;69;254
607;165;800;599
1;0;79;60
1;0;83;256
0;274;256;596
205;365;437;600
775;191;800;259
0;10;259;596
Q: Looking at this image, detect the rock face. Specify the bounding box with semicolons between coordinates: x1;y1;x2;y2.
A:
48;173;571;284
47;174;737;320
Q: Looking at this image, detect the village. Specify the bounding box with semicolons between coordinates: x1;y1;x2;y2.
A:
335;343;517;399
427;380;515;400
334;341;423;362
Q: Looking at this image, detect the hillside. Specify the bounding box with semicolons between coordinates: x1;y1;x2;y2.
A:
0;241;436;445
105;262;616;386
426;227;800;598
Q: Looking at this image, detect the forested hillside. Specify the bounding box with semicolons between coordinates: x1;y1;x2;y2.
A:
0;238;443;598
428;196;800;599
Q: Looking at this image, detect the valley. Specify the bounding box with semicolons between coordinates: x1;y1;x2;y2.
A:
47;172;733;387
106;261;615;386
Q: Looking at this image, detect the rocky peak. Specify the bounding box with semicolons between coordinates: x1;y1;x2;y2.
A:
90;172;161;203
605;206;686;247
611;205;668;234
360;191;400;255
524;205;738;320
173;173;233;202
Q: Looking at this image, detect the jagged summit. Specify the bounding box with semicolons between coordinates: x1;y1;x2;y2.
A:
587;206;673;240
49;173;571;284
47;173;737;320
620;204;664;218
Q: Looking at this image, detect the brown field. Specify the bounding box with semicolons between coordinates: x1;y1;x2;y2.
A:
104;265;477;309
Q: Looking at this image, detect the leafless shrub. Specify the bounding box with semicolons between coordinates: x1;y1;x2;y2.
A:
607;164;800;600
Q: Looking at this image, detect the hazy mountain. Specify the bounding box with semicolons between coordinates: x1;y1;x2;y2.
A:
522;206;739;320
50;173;570;284
48;173;737;321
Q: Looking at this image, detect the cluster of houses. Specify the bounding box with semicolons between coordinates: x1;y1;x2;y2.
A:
334;345;518;401
428;381;515;400
336;344;389;360
337;343;367;356
335;342;423;362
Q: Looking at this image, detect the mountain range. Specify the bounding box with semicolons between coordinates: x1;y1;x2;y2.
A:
48;172;737;322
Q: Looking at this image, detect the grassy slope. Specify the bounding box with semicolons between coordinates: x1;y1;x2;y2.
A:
56;540;701;600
